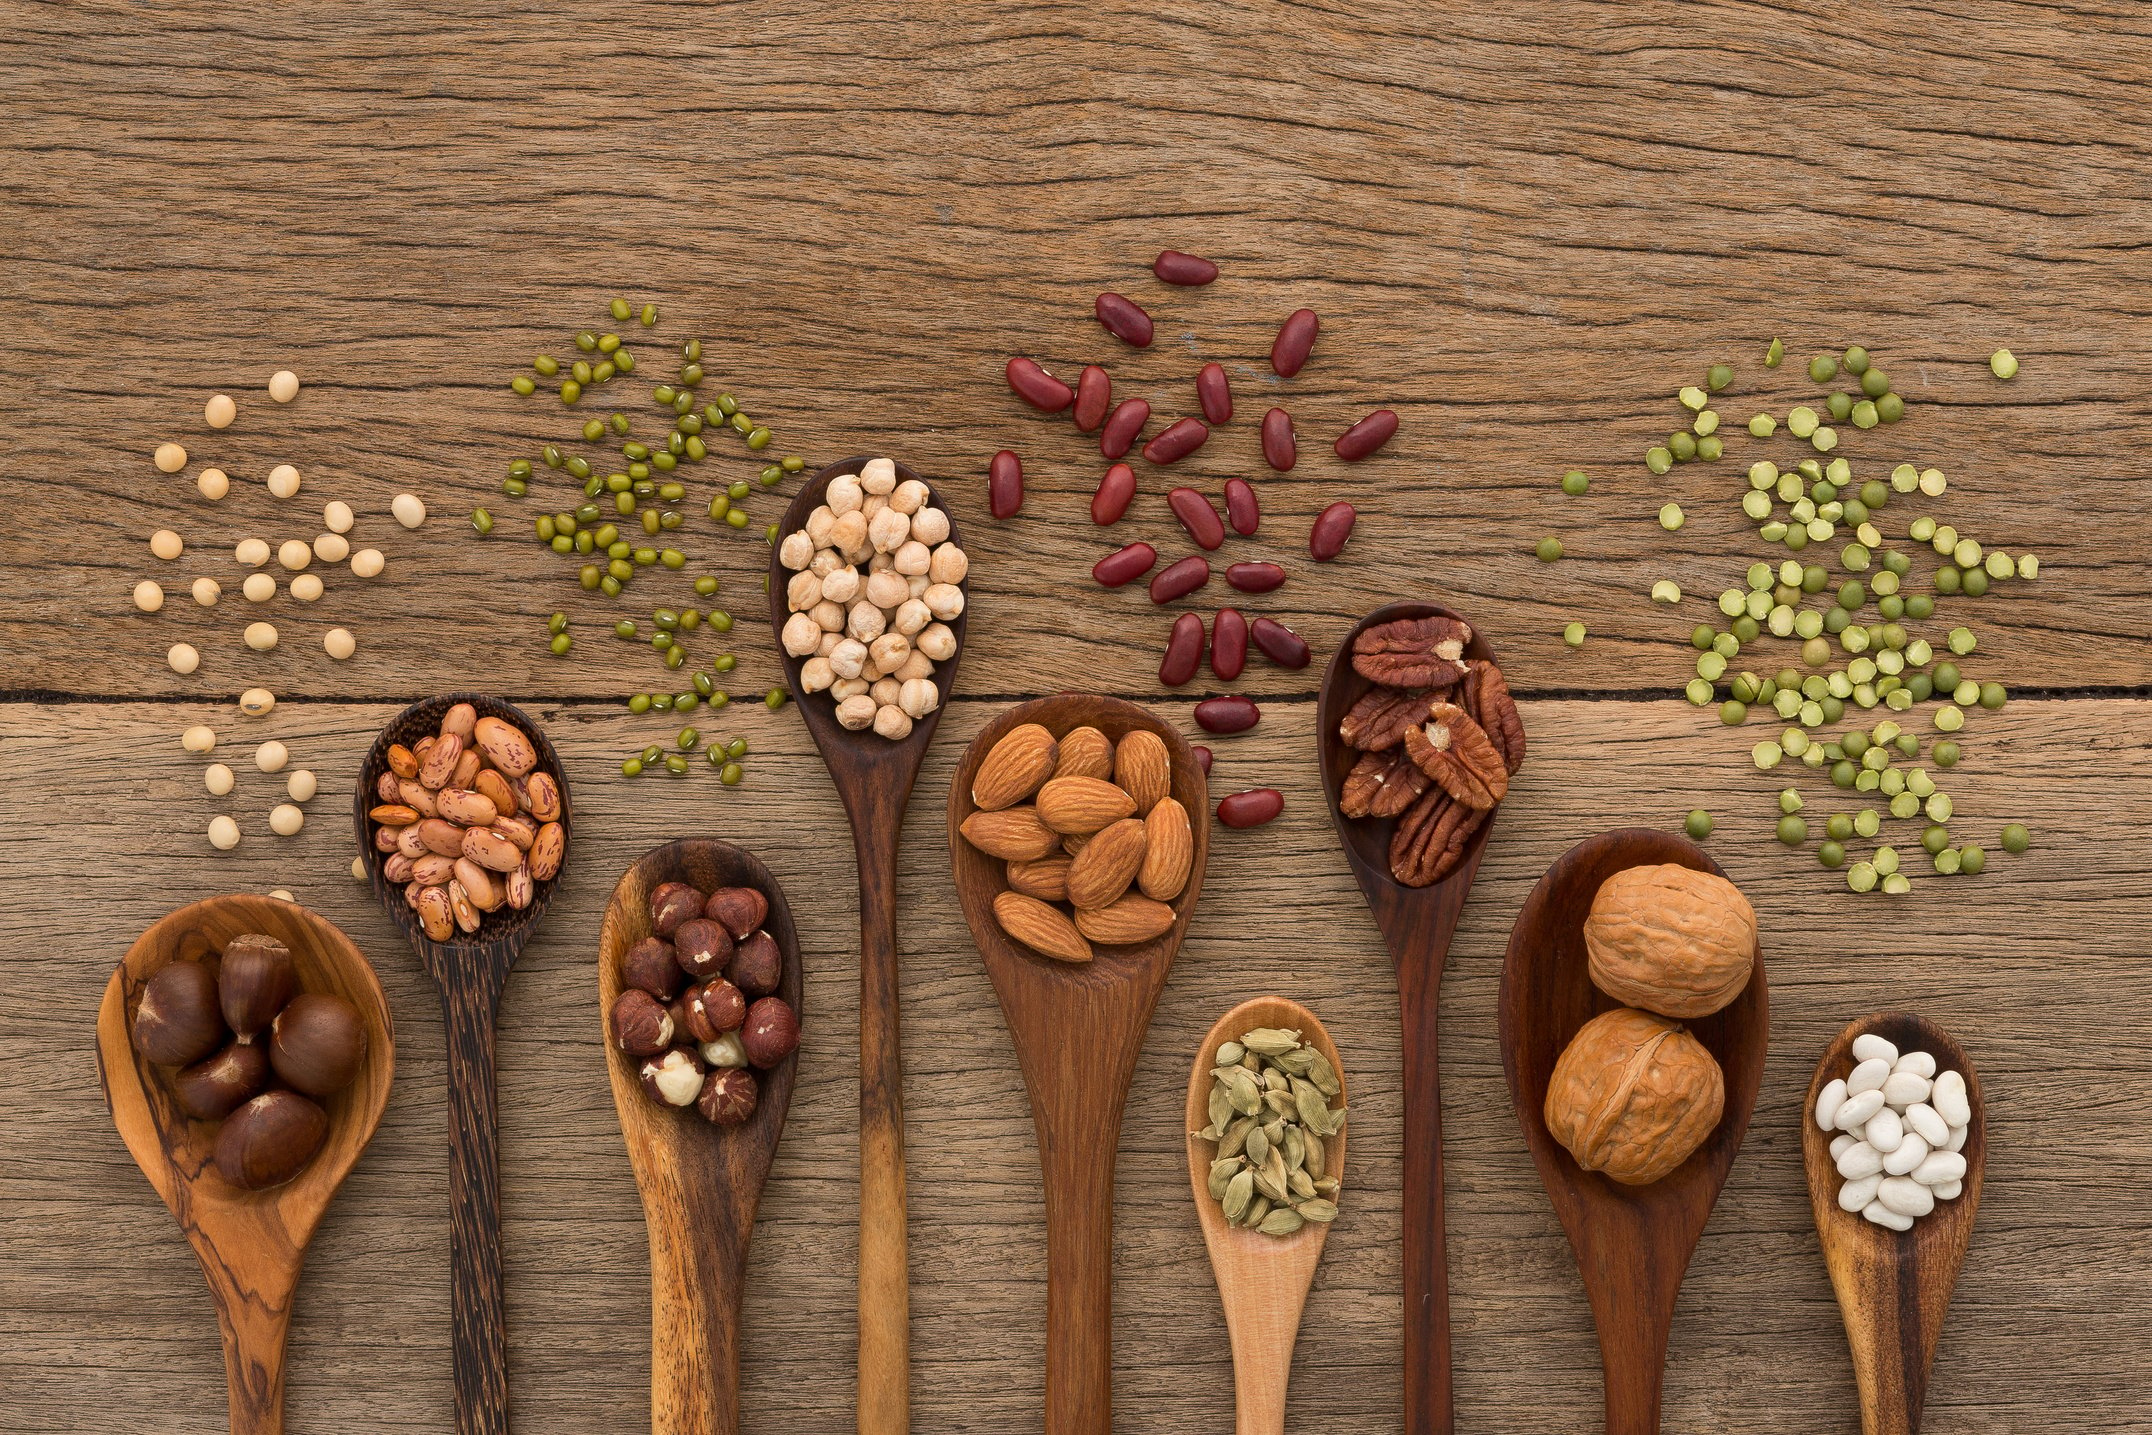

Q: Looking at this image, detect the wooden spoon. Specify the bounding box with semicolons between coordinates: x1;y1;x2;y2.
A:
1313;599;1506;1434
768;458;966;1434
353;693;572;1435
1498;827;1768;1435
1184;996;1349;1435
96;895;395;1435
1802;1013;1985;1435
597;840;805;1435
948;694;1209;1435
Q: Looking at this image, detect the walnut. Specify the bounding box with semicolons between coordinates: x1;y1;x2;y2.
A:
1583;864;1758;1019
1544;1007;1724;1185
1351;615;1472;689
1403;702;1510;810
1462;661;1526;774
1388;788;1485;887
1337;686;1435;752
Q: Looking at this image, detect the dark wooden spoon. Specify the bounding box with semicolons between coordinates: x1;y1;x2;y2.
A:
597;840;804;1435
947;694;1209;1435
1499;828;1768;1435
97;895;395;1435
1802;1013;1985;1435
768;458;967;1433
1313;599;1506;1435
353;693;572;1435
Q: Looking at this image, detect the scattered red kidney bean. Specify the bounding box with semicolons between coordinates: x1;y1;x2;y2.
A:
1225;561;1285;593
989;450;1024;519
1196;363;1233;424
1334;408;1399;461
1142;417;1209;465
1091;462;1135;525
1093;542;1157;588
1159;612;1205;686
1260;407;1296;472
1149;555;1211;603
1249;616;1311;669
1101;398;1150;458
1073;366;1112;431
1309;501;1356;561
1167;487;1226;550
1095;292;1154;348
1270;309;1319;378
1194;694;1260;734
1192;745;1213;776
1153;250;1219;286
1006;357;1073;412
1217;788;1284;828
1211;608;1248;680
1224;478;1258;536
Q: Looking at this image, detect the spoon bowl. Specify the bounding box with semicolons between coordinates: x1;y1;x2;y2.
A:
97;895;394;1435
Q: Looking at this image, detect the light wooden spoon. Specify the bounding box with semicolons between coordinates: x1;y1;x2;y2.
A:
1184;996;1348;1435
1802;1013;1986;1435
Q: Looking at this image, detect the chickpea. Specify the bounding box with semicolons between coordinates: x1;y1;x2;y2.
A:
828;639;869;680
892;598;931;637
779;531;814;570
898;677;940;719
781;612;821;657
786;570;822;612
859;457;897;494
830;677;869;701
819;566;861;604
804;506;836;546
864;569;909;610
828;509;869;555
809;547;844;579
814;629;843;658
872;704;913;741
868;632;911;673
910;507;950;546
826;473;864;515
800;656;836;692
891;479;929;515
929;543;969;586
845;602;887;643
894;649;936;682
917;623;957;662
810;599;846;633
868;506;910;553
869;676;902;707
835;693;877;730
893;540;931;576
923;583;965;620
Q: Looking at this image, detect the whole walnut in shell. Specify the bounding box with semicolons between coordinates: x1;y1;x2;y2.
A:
1583;864;1757;1019
1544;1007;1724;1185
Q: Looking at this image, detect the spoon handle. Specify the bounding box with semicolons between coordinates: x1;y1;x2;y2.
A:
1037;1082;1121;1435
441;973;511;1435
205;1260;297;1434
850;806;911;1435
1397;962;1454;1435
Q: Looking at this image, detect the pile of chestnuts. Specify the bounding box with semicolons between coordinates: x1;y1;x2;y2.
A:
130;933;368;1190
609;879;800;1125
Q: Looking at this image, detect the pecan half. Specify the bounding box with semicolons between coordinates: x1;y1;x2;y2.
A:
1403;701;1510;810
1389;788;1487;887
1463;661;1526;775
1339;748;1431;819
1337;685;1436;752
1352;614;1472;690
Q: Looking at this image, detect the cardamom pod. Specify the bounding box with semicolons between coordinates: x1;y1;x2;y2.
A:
1262;1117;1286;1152
1240;1052;1261;1073
1259;1208;1305;1237
1215;1040;1245;1066
1244;1120;1269;1169
1262;1067;1289;1093
1244;1194;1271;1228
1282;1124;1305;1173
1305;1049;1341;1097
1222;1169;1254;1223
1207;1082;1233;1133
1197;1123;1220;1142
1219;1115;1255;1159
1303;1129;1326;1180
1209;1155;1244;1199
1262;1147;1289;1201
1239;1027;1302;1056
1293;1080;1331;1133
1288;1167;1316;1200
1314;1176;1340;1196
1220;1067;1262;1116
1263;1089;1295;1121
1296;1198;1339;1223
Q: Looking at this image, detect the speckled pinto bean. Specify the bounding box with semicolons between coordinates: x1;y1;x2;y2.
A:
1217;788;1284;828
1100;398;1150;459
1148;554;1211;603
1197;363;1232;424
1093;541;1157;588
1211;607;1248;680
1142;417;1209;466
1270;309;1319;377
1159;612;1205;686
1225;561;1285;593
1005;357;1073;412
1224;478;1258;536
1334;409;1399;461
1168;487;1226;550
1250;616;1311;669
1260;408;1296;472
1153;249;1219;286
1195;694;1260;733
1091;462;1135;525
1094;292;1154;347
1073;365;1112;431
989;450;1025;519
1309;502;1356;561
1191;745;1213;775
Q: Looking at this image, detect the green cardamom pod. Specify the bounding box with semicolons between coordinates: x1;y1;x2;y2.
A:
1264;1089;1295;1121
1197;1123;1220;1142
1221;1067;1262;1116
1209;1156;1244;1200
1305;1050;1341;1097
1244;1120;1269;1169
1262;1067;1290;1093
1240;1052;1261;1073
1207;1082;1233;1133
1314;1176;1340;1196
1259;1208;1305;1237
1282;1124;1305;1173
1244;1194;1271;1228
1221;1169;1254;1223
1272;1049;1314;1076
1239;1027;1302;1056
1293;1081;1331;1133
1303;1129;1326;1180
1288;1167;1316;1200
1215;1040;1246;1066
1219;1115;1255;1159
1296;1198;1339;1224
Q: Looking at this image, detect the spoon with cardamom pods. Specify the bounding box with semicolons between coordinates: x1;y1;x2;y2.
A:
1185;996;1349;1435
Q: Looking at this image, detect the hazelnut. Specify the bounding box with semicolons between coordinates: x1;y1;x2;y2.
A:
697;1067;759;1125
702;887;768;940
673;917;734;980
623;937;687;1000
700;1032;749;1069
726;930;783;998
688;979;747;1041
740;997;801;1069
214;1090;328;1189
269;993;368;1097
638;1048;706;1107
173;1040;270;1120
649;882;704;938
611;989;674;1056
218;934;296;1037
132;961;227;1067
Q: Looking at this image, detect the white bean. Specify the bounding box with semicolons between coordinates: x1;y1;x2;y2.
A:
1836;1141;1884;1180
1930;1178;1963;1201
1835;1088;1886;1132
1945;1123;1968;1153
1829;1133;1856;1160
1881;1132;1930;1176
1881;1071;1932;1108
1894;1050;1937;1079
1851;1033;1899;1065
1931;1070;1971;1126
1846;1057;1891;1095
1862;1201;1915;1232
1837;1172;1882;1212
1864;1107;1904;1154
1904;1102;1949;1147
1877;1176;1935;1218
1913;1151;1967;1186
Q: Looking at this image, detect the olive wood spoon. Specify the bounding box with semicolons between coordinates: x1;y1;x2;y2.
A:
1802;1013;1985;1435
1314;599;1504;1435
354;693;572;1435
1499;828;1768;1435
1185;996;1348;1435
769;459;966;1435
598;840;804;1435
948;694;1209;1435
97;895;395;1435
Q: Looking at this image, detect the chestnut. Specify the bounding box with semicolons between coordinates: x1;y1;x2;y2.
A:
740;996;800;1069
683;978;747;1044
268;993;368;1098
214;1090;328;1190
673;918;733;980
622;937;687;1000
638;1048;705;1107
697;1067;758;1125
173;1040;271;1120
218;934;296;1037
132;960;226;1067
727;930;782;998
611;989;674;1057
703;886;768;941
649;882;704;938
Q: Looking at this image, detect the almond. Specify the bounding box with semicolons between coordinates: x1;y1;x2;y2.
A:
1064;818;1147;910
1062;832;1090;857
1072;892;1176;945
961;806;1062;861
972;723;1058;811
1138;797;1194;901
994;891;1094;963
1114;729;1171;814
1053;725;1116;781
1035;775;1137;835
1006;854;1073;902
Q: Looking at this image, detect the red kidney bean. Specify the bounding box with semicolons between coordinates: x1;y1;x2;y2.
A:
1224;478;1258;536
989;450;1024;519
1249;616;1311;669
1167;487;1225;550
1217;788;1284;828
1225;561;1285;593
1334;408;1399;461
1270;309;1319;378
1100;398;1150;458
1093;541;1156;588
1006;356;1072;412
1196;362;1232;424
1153;249;1219;286
1192;745;1213;776
1159;612;1205;686
1149;555;1211;603
1142;417;1209;465
1309;501;1356;561
1091;462;1135;525
1073;365;1112;431
1260;407;1296;472
1194;694;1260;734
1211;608;1248;681
1095;292;1154;348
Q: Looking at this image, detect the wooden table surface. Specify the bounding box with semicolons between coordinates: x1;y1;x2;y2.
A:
5;3;2149;1431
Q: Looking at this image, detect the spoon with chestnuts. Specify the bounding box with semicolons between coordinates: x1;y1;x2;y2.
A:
1498;828;1768;1435
97;894;393;1435
598;840;805;1435
768;457;966;1434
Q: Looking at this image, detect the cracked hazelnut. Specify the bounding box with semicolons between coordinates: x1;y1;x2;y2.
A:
218;934;296;1037
623;937;687;1000
132;960;226;1067
173;1040;270;1120
649;882;705;938
214;1090;328;1190
700;1032;748;1069
697;1067;758;1125
610;989;674;1056
673;918;733;980
685;979;746;1042
638;1048;706;1107
727;929;782;998
741;997;800;1069
703;886;768;941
